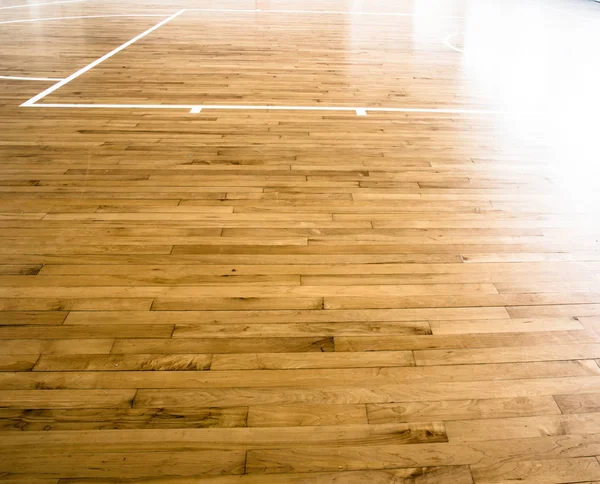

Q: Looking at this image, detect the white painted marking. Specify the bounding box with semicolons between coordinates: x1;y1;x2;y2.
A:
186;8;463;18
190;107;202;113
23;103;526;116
0;75;63;81
442;33;464;53
0;14;167;26
21;10;186;107
356;109;367;116
0;0;85;10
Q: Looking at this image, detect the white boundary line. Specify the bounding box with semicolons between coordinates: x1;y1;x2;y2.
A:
15;8;509;116
20;10;186;106
0;75;62;81
0;14;168;26
0;0;85;10
185;8;463;18
443;32;464;53
25;103;523;116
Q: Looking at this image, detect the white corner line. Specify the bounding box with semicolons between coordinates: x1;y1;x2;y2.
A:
356;108;367;116
190;107;202;113
0;14;169;26
22;103;530;116
442;33;464;53
0;75;63;81
185;8;463;18
20;10;186;107
0;0;85;10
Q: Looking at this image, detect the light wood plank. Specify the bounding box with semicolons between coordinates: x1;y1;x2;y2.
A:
33;354;212;372
554;394;600;415
336;331;600;352
0;423;448;454
112;337;334;354
0;407;247;431
0;451;245;479
0;354;40;372
445;413;600;442
63;308;511;325
52;467;475;483
0;390;136;409
470;457;600;483
134;376;600;407
367;396;561;424
3;361;597;390
414;344;600;366
247;404;368;427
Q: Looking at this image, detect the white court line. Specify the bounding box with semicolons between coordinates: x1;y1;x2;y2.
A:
356;109;367;116
0;14;168;26
21;10;186;107
190;107;202;113
443;33;464;53
186;8;463;18
24;103;524;116
0;75;63;81
0;0;84;10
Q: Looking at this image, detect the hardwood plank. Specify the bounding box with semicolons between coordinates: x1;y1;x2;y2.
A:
0;407;247;431
445;413;600;441
0;479;57;484
0;423;448;452
554;394;600;415
0;298;153;311
0;390;135;409
63;308;511;325
211;351;415;370
11;283;494;297
36;253;463;265
0;264;42;275
0;311;68;325
244;433;600;473
134;376;600;407
4;361;597;390
33;354;212;372
580;317;600;336
508;304;600;319
208;359;598;379
0;340;114;355
429;317;583;335
0;325;173;339
470;457;600;483
152;297;324;311
112;337;334;354
247;404;368;427
0;354;39;371
53;466;475;483
336;330;600;352
0;451;245;479
414;344;600;366
245;444;481;474
0;274;302;288
173;321;432;337
324;293;600;310
304;272;597;284
367;396;561;424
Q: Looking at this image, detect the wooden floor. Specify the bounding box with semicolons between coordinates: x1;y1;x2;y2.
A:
1;0;600;482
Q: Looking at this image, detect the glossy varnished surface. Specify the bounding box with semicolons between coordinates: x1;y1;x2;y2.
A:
1;0;600;482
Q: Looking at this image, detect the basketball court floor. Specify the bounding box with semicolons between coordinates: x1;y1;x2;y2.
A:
0;0;600;481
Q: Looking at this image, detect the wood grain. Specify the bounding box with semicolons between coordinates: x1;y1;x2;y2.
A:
0;407;248;431
1;0;599;479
